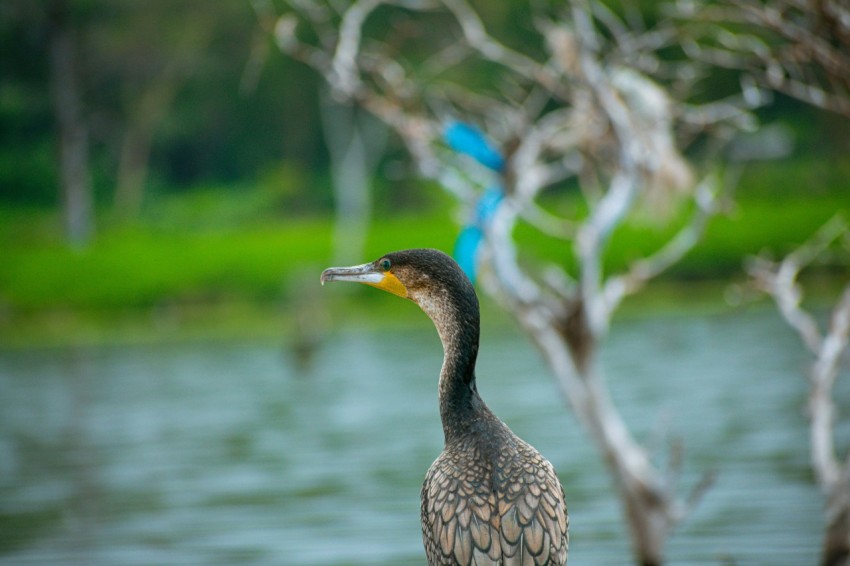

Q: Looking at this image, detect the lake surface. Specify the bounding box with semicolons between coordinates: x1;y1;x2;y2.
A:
0;307;841;565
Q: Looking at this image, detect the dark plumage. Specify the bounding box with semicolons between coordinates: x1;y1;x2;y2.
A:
321;248;568;565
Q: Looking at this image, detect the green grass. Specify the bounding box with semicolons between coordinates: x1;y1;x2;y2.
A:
2;222;323;310
0;204;458;346
509;188;848;283
0;157;847;346
607;192;850;279
0;212;458;311
1;193;846;312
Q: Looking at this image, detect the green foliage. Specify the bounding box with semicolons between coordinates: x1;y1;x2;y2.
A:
480;159;850;283
1;218;327;311
0;0;848;340
1;163;846;316
0;0;328;207
0;140;57;205
733;156;850;198
1;0;847;226
0;186;456;312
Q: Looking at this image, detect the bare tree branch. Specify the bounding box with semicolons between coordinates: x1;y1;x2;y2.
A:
331;0;382;97
811;284;850;489
747;216;850;566
684;0;850;118
603;173;722;314
748;216;848;353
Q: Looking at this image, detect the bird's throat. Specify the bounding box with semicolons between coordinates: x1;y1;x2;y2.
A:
435;313;481;443
409;278;483;444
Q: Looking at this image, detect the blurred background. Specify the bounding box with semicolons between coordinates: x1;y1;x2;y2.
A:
1;0;849;564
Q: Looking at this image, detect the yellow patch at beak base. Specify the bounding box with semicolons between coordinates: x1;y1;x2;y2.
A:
367;271;408;298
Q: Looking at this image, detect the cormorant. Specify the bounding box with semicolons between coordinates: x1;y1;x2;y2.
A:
321;248;568;565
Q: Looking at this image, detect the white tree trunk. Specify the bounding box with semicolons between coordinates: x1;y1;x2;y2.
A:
748;217;850;566
320;94;387;265
49;0;94;248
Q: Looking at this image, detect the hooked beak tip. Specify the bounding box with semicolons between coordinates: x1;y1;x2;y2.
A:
320;265;377;286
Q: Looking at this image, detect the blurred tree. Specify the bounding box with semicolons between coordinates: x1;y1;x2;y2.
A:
48;0;94;246
2;0;845;236
102;1;218;217
684;0;850;119
271;0;850;562
749;218;850;566
84;1;264;213
0;0;327;221
320;94;387;263
275;1;756;563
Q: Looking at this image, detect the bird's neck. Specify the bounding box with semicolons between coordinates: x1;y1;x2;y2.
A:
429;298;484;444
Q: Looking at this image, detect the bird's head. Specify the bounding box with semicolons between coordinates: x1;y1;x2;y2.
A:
320;248;476;316
323;248;481;387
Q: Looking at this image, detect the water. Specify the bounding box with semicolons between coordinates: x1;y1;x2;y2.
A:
0;308;837;565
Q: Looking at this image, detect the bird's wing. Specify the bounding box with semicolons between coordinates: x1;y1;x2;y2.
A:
421;446;568;566
494;445;568;566
422;451;502;565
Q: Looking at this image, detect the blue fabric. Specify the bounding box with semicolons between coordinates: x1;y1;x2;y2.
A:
453;225;484;284
444;121;506;283
452;187;505;283
475;186;504;225
443;122;505;172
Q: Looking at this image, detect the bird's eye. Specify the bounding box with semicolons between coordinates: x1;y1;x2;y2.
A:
379;258;392;271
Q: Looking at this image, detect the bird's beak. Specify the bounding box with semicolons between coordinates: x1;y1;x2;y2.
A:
320;262;408;298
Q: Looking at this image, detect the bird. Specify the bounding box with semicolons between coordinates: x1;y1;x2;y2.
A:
321;248;568;565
